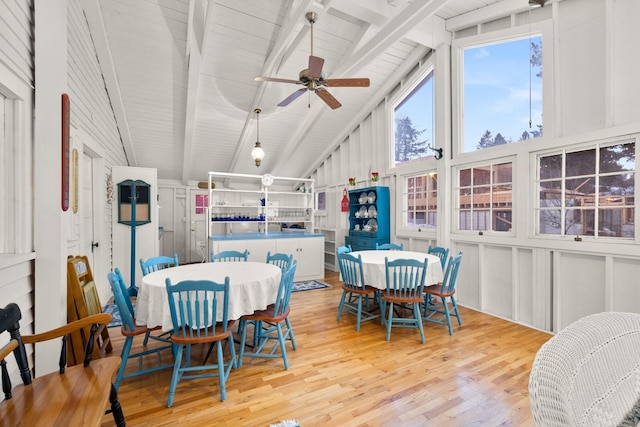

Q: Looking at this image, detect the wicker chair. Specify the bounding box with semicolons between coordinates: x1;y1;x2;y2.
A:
529;312;640;426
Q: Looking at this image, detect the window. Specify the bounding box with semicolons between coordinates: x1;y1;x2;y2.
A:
456;162;513;232
402;173;438;230
462;36;542;152
536;141;635;238
393;70;434;167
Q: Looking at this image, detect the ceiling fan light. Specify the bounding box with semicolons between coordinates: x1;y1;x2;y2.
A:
529;0;545;8
251;142;264;167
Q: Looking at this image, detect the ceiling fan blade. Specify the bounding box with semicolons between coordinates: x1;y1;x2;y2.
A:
278;88;307;107
308;55;324;79
255;76;300;84
316;88;341;110
324;78;370;87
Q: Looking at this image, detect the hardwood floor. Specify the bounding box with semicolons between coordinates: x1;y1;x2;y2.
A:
101;271;552;426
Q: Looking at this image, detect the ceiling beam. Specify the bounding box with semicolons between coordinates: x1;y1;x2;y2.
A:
81;0;137;166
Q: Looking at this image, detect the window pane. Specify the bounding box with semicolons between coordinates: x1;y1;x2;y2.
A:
600;143;635;173
566;149;595;177
539;181;561;207
539;209;562;234
463;36;542;152
494;163;512;183
540;154;562;179
460;168;472;187
394;71;434;166
599;173;634;203
473;166;491;185
565;177;595;206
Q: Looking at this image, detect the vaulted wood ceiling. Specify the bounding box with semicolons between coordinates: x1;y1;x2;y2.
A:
83;0;524;184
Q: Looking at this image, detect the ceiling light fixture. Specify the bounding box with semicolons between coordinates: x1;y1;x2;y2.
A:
251;108;265;167
529;0;545;8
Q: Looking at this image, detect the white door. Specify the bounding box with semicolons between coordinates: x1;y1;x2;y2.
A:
81;153;97;273
188;188;209;263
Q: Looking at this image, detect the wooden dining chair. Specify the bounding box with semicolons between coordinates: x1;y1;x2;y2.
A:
107;271;173;390
0;303;125;426
211;249;249;262
427;245;449;270
140;253;179;276
336;252;380;331
376;242;404;251
423;252;463;335
238;261;298;370
266;251;293;270
382;257;428;343
164;277;236;406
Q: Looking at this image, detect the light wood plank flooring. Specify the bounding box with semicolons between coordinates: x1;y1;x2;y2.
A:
101;271;552;426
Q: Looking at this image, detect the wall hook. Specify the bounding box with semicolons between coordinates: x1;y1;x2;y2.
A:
428;143;443;160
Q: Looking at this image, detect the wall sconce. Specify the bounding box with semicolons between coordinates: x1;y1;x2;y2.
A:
428;144;444;160
251;108;265;167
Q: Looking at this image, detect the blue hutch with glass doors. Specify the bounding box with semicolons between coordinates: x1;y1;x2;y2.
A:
345;186;389;251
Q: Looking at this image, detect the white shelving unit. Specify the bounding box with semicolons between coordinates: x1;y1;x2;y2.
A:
315;227;347;272
206;171;315;251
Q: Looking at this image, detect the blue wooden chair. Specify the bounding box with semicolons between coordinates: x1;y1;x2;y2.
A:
266;251;293;270
113;267;172;347
107;272;173;390
382;257;428;343
140;253;179;276
336;245;352;255
423;252;463;335
211;249;248;262
164;277;236;406
238;261;298;370
376;242;404;251
336;252;379;331
427;245;449;270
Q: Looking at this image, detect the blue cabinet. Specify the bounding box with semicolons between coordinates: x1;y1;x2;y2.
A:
345;186;389;251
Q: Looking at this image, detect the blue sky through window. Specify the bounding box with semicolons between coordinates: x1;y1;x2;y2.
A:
463;36;542;152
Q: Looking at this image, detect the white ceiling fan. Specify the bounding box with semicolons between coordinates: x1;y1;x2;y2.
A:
255;12;370;110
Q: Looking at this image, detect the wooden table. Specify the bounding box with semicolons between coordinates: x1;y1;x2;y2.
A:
349;250;444;290
136;262;282;332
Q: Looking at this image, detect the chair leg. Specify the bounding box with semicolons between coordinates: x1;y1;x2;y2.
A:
355;295;363;332
385;302;394;341
238;319;247;368
336;290;348;321
114;336;133;390
413;303;425;344
443;297;453;336
216;341;227;401
451;296;463;326
109;383;126;427
166;345;184;407
276;323;289;370
284;317;297;350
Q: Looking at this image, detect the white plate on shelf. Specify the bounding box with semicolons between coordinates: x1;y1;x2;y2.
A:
358;192;368;204
358;205;368;218
368;206;377;218
367;218;378;231
367;191;376;204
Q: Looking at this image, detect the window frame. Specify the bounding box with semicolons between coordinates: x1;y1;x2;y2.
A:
388;59;436;171
453;157;515;235
451;21;554;158
396;170;439;236
534;138;636;240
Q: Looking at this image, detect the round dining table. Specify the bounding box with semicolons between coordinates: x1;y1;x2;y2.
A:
135;262;282;332
349;250;444;290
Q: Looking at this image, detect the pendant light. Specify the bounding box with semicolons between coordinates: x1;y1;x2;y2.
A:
251;108;265;167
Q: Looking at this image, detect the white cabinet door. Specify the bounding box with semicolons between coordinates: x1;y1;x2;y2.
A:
276;237;324;281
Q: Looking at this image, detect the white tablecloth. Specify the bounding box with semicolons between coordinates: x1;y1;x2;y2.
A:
136;262;282;332
349;250;444;290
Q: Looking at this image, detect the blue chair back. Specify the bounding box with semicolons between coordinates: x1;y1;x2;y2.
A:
272;261;297;318
376;242;404;251
337;252;367;291
266;251;293;271
428;245;449;270
107;271;137;333
385;257;428;298
165;277;231;337
440;252;462;295
140;254;179;276
336;245;352;255
211;249;248;262
113;267;135;317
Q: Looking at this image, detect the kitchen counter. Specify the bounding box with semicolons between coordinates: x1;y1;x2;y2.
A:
210;231;324;241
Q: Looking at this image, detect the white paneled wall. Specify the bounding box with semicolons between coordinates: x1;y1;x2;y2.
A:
309;0;640;334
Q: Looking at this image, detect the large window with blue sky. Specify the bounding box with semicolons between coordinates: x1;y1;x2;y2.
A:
393;70;434;167
463;35;542;152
